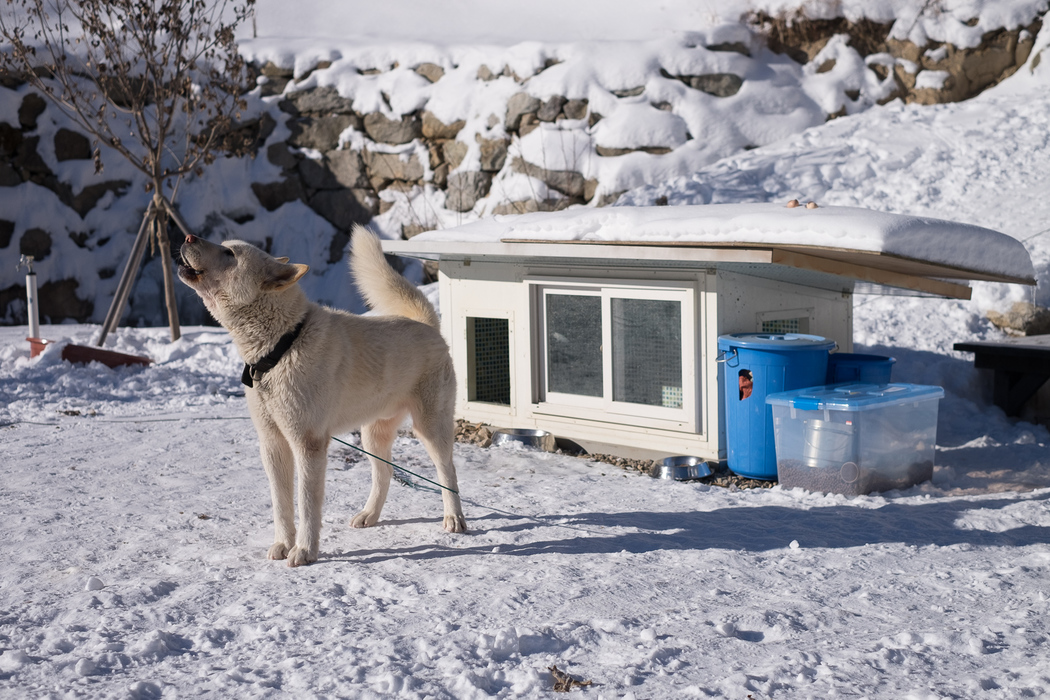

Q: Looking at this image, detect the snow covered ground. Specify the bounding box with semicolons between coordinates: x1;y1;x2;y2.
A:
1;322;1049;699
3;1;1050;698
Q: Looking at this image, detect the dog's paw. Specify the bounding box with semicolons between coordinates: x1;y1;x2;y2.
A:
286;545;317;568
443;514;468;533
350;510;378;529
267;543;290;560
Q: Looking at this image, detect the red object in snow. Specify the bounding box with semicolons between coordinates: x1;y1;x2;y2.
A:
27;337;152;368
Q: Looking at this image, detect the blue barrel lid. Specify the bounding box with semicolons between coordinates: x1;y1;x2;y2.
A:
717;332;836;351
766;382;944;411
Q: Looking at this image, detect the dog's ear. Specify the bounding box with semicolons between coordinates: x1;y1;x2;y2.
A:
263;262;309;291
274;256;290;264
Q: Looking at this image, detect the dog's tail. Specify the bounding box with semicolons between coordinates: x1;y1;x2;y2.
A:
350;224;440;328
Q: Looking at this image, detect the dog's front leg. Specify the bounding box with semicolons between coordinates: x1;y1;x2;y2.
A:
287;433;329;567
258;421;296;561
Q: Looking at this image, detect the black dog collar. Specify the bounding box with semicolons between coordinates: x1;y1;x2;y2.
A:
241;319;305;388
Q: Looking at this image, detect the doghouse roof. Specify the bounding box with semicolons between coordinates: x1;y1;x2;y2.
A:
383;203;1035;300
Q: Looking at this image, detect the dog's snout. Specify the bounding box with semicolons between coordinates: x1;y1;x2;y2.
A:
184;234;198;245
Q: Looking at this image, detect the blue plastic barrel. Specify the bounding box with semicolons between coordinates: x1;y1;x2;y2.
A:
718;333;836;480
826;353;895;385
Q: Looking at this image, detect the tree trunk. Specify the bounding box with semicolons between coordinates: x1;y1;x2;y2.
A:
154;204;181;342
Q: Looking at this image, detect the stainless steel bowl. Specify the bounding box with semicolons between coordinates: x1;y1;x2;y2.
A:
490;428;557;452
654;455;713;480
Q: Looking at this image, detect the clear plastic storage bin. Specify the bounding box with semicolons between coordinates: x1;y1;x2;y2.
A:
766;383;944;496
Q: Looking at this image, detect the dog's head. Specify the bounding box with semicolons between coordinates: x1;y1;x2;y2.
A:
178;235;309;320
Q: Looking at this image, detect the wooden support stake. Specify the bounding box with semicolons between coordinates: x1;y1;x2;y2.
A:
96;205;154;347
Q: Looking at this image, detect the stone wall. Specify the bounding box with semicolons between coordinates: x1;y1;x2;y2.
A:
749;11;1043;109
0;11;1045;325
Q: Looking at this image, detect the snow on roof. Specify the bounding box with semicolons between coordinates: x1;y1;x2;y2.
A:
409;203;1035;282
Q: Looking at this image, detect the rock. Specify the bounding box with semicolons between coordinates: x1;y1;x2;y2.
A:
426;142;445;169
251;178;304;211
285;86;356;115
402;223;432;238
478;137;508;172
12;136;51;181
477;64;501;81
421;111;465;140
562;99;589;121
18;93;46;130
491;198;573;215
39;278;92;322
512;156;587;199
363;112;422;145
688;73;744;97
258;76;290;98
53;128;92;161
260;61;294;78
596;145;673;157
0;219;13;247
0;122;23;156
213;113;277;157
706;41;751;56
307;188;376;231
986;302;1050;336
19;227;51;260
287;115;356;151
442;141;469;171
0;162;20;187
611;86;645;98
415;63;445;83
536;95;567;122
595;190;626;207
266;141;298;170
445;171;492;212
432;162;448;188
327;149;369;189
505;93;541;131
364;151;424;189
71;180;130;218
328;230;350;264
518;114;540;136
298;156;340;190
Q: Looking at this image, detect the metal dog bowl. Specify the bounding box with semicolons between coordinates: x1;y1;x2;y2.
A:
491;428;557;452
654;455;713;481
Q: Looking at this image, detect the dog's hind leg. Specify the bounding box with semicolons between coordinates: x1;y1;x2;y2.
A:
256;416;296;561
411;403;467;533
351;415;401;528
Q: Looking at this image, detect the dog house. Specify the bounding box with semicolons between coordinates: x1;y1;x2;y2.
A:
383;203;1034;459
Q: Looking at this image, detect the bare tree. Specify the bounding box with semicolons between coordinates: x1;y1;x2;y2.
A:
0;0;256;343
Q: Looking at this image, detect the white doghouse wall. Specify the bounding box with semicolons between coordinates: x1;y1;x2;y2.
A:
439;260;853;460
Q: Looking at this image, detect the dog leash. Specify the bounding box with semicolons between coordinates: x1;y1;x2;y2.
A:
331;434;458;495
331;435;612;535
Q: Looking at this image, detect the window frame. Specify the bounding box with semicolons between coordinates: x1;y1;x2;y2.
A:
529;277;699;433
459;308;516;415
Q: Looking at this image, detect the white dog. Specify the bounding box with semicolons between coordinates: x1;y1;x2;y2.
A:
178;224;466;567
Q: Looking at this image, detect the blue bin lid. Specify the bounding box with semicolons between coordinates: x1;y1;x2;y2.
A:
766;383;944;411
828;352;896;365
717;332;836;351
